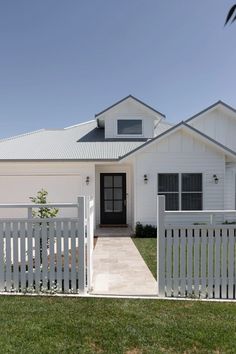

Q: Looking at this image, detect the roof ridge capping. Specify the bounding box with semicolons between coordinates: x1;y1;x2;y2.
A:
185;100;236;123
95;94;166;118
0;129;45;143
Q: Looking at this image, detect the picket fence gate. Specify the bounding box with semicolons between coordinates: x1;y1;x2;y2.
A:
0;196;94;294
157;196;236;299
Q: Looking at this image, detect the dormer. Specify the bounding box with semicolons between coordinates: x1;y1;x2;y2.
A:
95;95;165;140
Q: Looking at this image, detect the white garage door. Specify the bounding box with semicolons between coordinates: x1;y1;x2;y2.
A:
0;175;82;218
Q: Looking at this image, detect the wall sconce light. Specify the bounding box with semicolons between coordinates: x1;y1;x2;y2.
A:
144;174;148;184
86;176;90;185
213;174;219;184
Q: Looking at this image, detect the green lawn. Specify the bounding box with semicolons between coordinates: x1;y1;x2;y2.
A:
133;237;157;279
0;296;236;353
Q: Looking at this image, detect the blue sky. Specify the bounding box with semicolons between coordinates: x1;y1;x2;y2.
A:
0;0;235;138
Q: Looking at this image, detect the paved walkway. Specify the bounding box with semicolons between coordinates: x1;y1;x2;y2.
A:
92;237;157;296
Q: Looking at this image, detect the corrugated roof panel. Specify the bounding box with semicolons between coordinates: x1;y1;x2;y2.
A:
0;120;147;160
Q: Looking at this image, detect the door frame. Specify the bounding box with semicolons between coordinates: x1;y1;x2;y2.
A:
100;173;127;225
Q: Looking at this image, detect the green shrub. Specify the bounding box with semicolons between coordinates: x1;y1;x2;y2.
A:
135;222;157;238
222;220;236;224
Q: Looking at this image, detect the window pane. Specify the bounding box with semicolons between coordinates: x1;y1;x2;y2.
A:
114;176;122;187
105;201;113;212
158;174;179;192
114;188;122;200
117;120;142;135
104;176;113;187
104;189;113;200
182;174;202;192
182;193;202;210
158;193;179;210
114;201;123;212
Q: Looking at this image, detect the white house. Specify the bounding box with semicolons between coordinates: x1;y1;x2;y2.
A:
0;95;236;228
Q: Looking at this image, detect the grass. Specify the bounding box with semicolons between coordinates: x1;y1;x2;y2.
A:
0;296;236;353
132;237;157;279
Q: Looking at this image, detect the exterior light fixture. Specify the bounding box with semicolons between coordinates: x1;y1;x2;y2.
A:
213;174;219;184
86;176;90;185
144;174;148;184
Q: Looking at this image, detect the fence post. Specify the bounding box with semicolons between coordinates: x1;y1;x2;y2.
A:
157;195;165;297
28;207;32;219
87;196;94;291
78;196;86;294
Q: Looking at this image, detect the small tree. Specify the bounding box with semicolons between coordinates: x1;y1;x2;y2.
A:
29;189;59;219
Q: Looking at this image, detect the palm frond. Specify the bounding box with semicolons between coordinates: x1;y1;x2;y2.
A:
225;4;236;25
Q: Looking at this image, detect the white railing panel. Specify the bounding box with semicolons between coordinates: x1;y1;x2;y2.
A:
157;196;236;300
0;197;92;295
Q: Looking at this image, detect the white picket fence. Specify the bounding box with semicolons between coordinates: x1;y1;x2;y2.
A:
157;196;236;299
0;196;94;294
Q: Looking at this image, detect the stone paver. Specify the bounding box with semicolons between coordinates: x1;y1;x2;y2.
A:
92;237;157;295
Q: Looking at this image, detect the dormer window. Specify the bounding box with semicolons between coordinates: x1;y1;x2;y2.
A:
117;119;142;135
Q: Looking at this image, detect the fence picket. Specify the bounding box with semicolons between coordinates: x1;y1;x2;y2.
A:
56;221;62;292
63;221;69;292
193;229;200;298
5;222;12;291
201;228;207;298
166;229;172;296
173;229;179;296
187;229;193;295
27;221;33;289
49;221;55;291
34;222;41;292
214;228;221;298
180;229;186;296
207;229;214;298
0;223;4;291
20;222;26;291
70;220;77;293
221;228;228;298
13;222;19;291
41;222;48;290
228;228;234;299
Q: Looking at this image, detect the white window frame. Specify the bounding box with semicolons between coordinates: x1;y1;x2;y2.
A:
116;118;143;137
157;173;203;210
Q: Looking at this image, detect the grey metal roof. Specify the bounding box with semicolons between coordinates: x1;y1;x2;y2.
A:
0;120;159;161
0;115;178;161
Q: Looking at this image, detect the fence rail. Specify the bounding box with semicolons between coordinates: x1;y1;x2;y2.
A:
157;196;236;299
0;196;94;295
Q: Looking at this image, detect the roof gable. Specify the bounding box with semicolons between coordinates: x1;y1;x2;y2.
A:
185;101;236;124
120;121;236;161
95;95;166;120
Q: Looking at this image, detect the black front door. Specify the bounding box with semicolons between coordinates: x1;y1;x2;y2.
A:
100;173;126;225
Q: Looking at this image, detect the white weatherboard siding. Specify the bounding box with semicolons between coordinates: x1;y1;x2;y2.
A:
0;162;95;218
188;108;236;152
134;130;226;225
102;99;161;139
